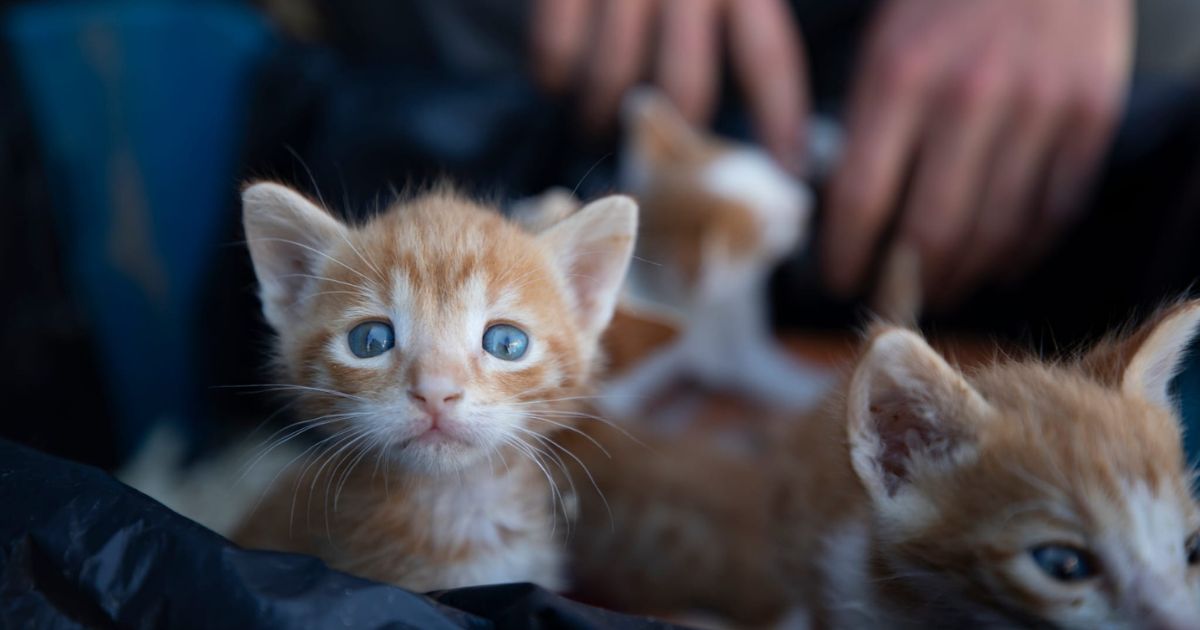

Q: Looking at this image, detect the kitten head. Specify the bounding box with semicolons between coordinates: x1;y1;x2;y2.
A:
846;303;1200;629
618;88;811;304
243;182;637;473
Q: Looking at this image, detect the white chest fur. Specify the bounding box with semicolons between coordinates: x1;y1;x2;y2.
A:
341;460;565;593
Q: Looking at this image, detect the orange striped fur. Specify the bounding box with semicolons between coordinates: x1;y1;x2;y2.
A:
233;182;637;592
566;302;1200;628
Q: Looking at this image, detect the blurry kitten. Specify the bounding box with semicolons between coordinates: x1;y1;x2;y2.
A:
566;301;1200;629
232;182;637;592
602;88;831;419
513;90;832;420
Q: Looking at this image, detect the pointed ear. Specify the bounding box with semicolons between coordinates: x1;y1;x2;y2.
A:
603;298;684;374
537;195;638;340
509;187;580;233
622;87;707;164
847;328;993;510
242;182;349;329
1083;300;1200;409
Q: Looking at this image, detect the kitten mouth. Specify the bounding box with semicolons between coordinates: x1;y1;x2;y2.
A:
406;417;471;446
415;427;459;443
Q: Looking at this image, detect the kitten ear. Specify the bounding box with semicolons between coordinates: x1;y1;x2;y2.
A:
1084;300;1200;409
537;195;638;340
622;87;707;164
509;187;580;233
847;328;993;508
242;182;349;329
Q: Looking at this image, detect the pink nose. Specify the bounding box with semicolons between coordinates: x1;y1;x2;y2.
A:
407;379;463;414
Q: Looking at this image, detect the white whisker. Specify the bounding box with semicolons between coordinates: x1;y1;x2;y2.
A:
245;236;373;284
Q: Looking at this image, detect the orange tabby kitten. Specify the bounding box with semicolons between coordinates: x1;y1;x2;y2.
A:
232;182;637;592
601;88;831;419
567;301;1200;629
786;303;1200;628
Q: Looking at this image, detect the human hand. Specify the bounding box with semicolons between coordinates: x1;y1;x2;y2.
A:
530;0;809;170
822;0;1134;305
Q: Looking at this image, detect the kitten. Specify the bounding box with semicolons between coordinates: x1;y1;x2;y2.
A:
565;301;1200;629
512;89;831;420
599;88;831;419
784;302;1200;629
231;182;637;592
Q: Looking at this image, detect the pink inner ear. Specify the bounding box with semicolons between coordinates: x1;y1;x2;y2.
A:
870;396;963;496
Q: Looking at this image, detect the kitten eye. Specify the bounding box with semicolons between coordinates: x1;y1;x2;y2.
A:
1186;532;1199;566
348;321;395;358
1030;544;1098;582
482;324;529;361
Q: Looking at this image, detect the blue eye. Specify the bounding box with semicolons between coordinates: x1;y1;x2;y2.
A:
348;321;394;358
1030;544;1098;582
482;324;529;361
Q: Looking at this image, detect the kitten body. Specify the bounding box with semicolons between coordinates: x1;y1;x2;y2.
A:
233;183;637;592
566;303;1200;629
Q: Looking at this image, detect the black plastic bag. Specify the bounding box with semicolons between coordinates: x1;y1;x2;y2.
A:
0;439;679;629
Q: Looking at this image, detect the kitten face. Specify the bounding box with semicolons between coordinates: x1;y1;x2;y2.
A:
847;305;1200;628
902;375;1199;628
243;183;636;474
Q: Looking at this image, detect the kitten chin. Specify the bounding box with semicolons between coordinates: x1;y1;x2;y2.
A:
384;434;484;475
233;181;637;593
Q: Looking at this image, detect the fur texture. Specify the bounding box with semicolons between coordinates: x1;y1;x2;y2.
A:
232;182;637;592
567;302;1200;629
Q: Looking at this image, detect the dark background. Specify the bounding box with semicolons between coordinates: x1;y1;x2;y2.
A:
2;0;1200;473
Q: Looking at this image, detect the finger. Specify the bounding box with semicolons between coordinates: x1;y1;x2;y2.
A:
943;77;1062;302
822;21;944;296
656;0;721;125
1010;0;1131;275
531;0;592;94
726;0;808;171
1016;89;1121;274
901;55;1010;304
580;0;657;134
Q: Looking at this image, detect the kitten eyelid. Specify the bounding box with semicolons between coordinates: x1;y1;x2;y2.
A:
995;506;1087;547
484;317;530;330
345;315;394;329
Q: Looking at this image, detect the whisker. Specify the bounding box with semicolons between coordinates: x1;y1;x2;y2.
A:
514;426;611;530
276;272;371;294
330;431;377;514
296;289;365;305
237;413;365;483
290;428;367;537
332;223;385;279
500;436;567;537
526;409;648;450
244;236;373;284
243;426;352;534
521;415;610;458
310;429;373;538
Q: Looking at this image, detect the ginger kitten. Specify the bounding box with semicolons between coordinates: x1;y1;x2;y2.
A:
232;182;637;592
789;302;1200;629
565;302;1200;629
600;88;830;418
